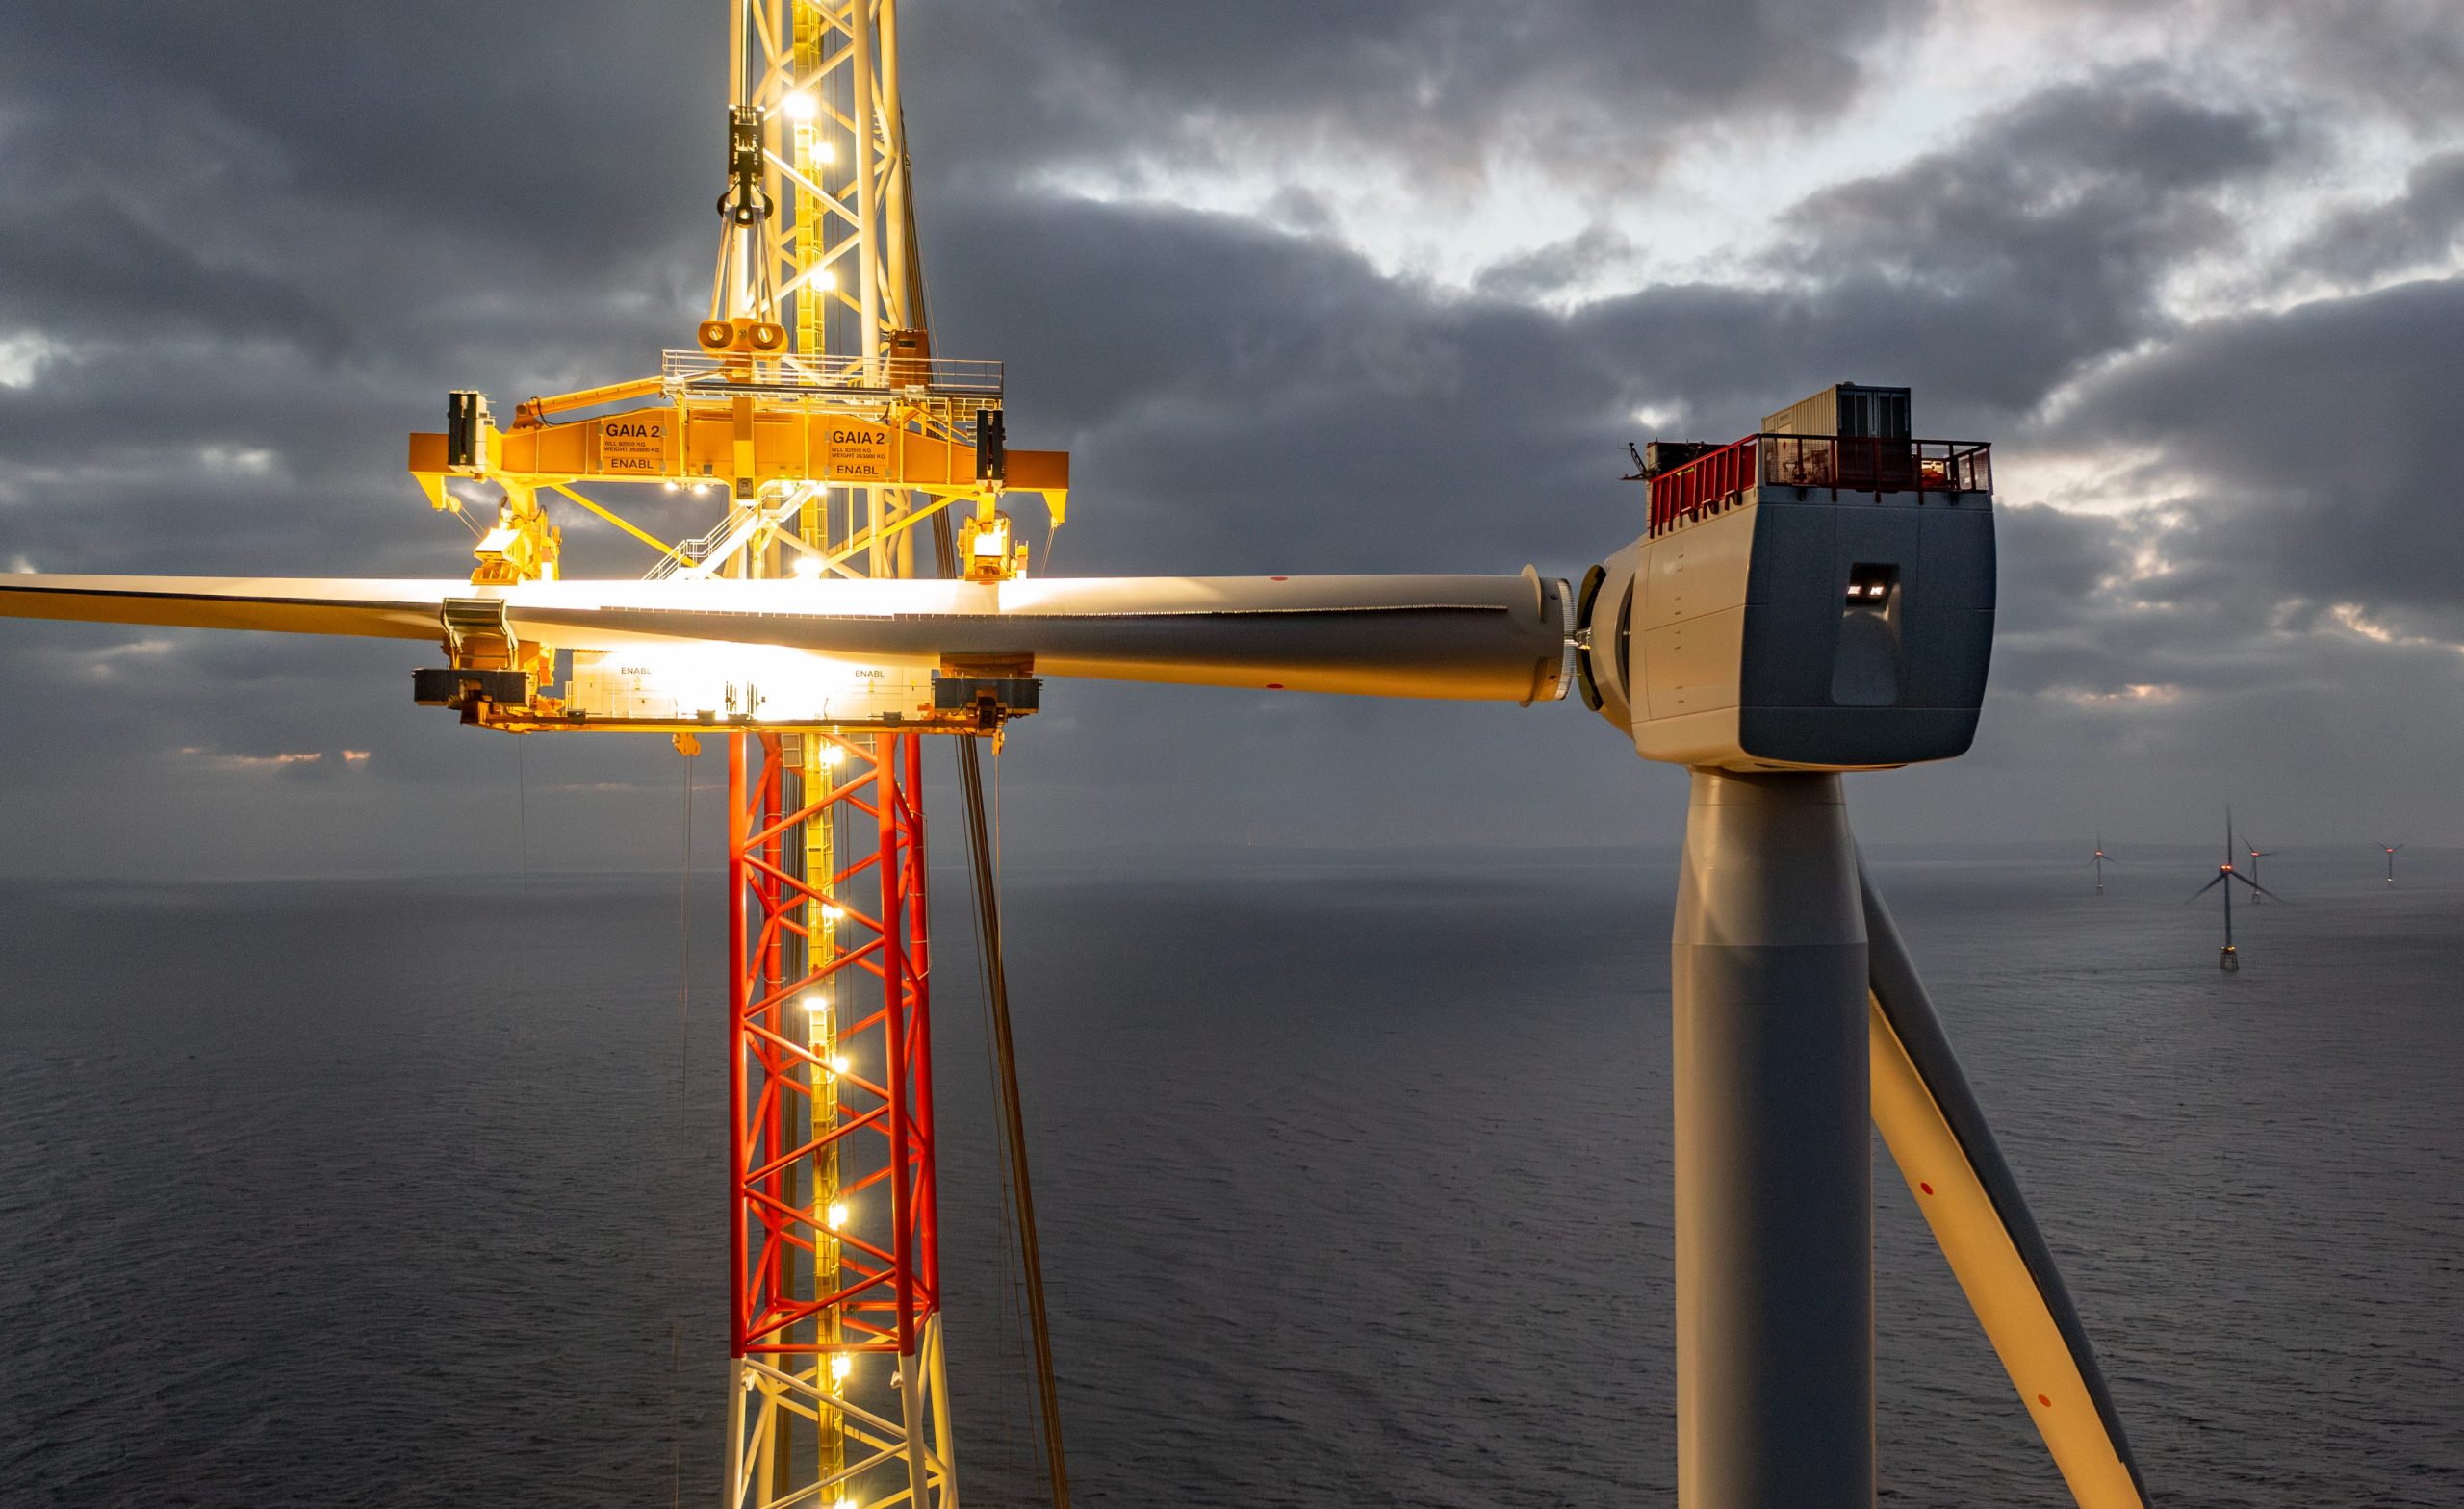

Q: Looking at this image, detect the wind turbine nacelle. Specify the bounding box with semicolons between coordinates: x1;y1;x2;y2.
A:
1578;406;1995;773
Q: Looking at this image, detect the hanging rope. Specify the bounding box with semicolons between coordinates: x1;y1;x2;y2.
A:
957;733;1030;1481
900;121;1070;1494
679;742;695;1097
669;739;698;1509
514;735;532;897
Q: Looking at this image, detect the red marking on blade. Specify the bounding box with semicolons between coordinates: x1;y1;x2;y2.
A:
2037;1394;2053;1408
1266;683;1284;690
1270;575;1288;581
1919;1182;1935;1195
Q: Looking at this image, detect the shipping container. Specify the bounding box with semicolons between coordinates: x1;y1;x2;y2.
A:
1760;383;1912;440
1761;384;1916;493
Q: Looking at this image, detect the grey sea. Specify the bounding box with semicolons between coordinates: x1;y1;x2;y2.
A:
3;843;2458;1506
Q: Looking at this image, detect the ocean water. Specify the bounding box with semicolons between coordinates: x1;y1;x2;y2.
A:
1;845;2457;1506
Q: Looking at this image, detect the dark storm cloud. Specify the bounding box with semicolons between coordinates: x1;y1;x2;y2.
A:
2288;151;2464;286
0;166;335;352
1474;224;1636;302
1985;501;2134;668
1770;71;2291;409
2005;0;2464;137
2056;277;2464;630
0;3;713;262
0;18;2317;589
0;3;719;401
2241;0;2464;134
1886;498;2326;719
919;67;2297;584
922;192;1638;576
906;0;1930;189
0;5;745;593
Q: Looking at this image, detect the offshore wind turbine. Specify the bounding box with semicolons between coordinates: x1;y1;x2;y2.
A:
2381;842;2404;884
2192;806;2279;971
2090;831;2110;895
2240;832;2270;904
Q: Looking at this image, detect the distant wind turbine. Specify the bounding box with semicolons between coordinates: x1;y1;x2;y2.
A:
2240;832;2271;904
2090;831;2110;895
2191;806;2280;971
2381;842;2403;885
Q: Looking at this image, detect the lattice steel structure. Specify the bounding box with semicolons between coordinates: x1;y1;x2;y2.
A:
722;5;957;1505
727;729;951;1507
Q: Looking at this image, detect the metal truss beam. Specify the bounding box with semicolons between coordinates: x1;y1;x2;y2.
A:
728;728;953;1508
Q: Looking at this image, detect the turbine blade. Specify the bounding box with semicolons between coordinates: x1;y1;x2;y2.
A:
2229;872;2286;902
1862;863;2150;1509
0;571;1573;703
2185;873;2228;903
0;575;453;640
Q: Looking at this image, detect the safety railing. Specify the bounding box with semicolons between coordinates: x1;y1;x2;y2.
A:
1646;435;1992;536
649;502;762;579
662;349;1005;403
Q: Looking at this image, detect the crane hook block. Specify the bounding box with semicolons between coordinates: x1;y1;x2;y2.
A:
719;105;772;226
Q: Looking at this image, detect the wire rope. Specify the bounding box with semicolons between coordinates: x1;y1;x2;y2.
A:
514;736;531;896
669;745;697;1509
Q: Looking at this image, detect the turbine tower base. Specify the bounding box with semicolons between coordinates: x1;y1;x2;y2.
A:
1673;769;1873;1509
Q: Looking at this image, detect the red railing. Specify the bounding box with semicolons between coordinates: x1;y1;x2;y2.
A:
1646;434;1991;536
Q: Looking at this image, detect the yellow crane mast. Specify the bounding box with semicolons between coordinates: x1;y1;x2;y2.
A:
394;5;1065;1505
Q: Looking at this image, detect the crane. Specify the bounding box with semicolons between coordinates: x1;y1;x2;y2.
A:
0;12;2163;1509
411;5;1068;1504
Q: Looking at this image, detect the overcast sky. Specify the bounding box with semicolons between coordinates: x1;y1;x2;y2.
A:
4;0;2461;878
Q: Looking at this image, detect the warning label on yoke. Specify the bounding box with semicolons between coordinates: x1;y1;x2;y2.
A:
600;418;665;474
